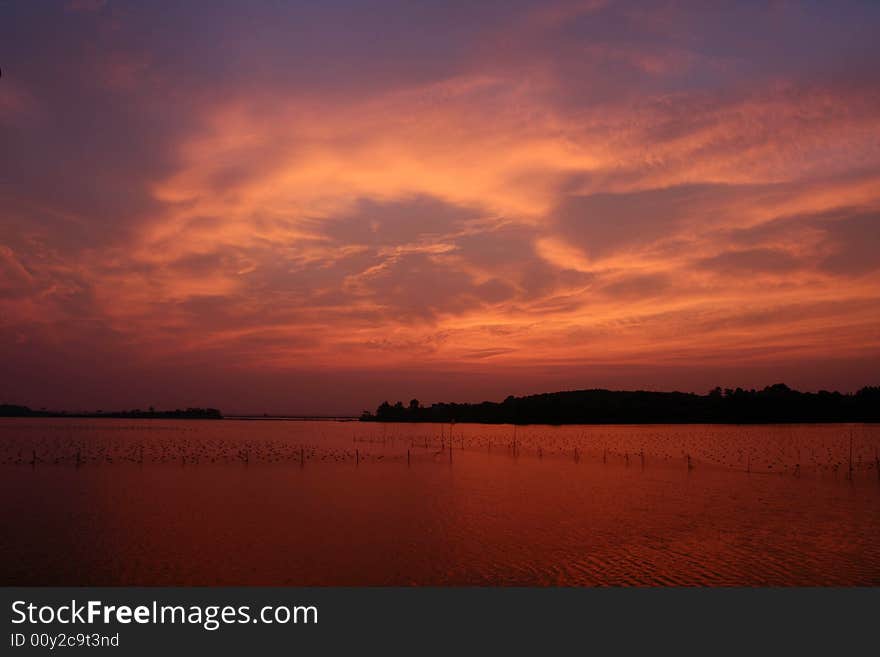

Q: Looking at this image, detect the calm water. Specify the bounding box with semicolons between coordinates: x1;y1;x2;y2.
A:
1;419;878;585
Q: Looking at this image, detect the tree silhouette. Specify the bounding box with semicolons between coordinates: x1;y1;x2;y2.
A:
363;384;880;424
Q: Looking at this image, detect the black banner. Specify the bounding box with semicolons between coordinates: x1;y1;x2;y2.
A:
2;587;877;655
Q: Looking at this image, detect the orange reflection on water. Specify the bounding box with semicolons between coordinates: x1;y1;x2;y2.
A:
1;419;878;585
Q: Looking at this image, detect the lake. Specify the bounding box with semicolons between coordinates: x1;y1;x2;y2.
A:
1;419;878;585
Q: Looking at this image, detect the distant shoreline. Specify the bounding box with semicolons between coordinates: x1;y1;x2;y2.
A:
0;406;363;422
225;416;359;421
360;383;880;425
5;382;879;425
0;415;874;426
0;405;222;420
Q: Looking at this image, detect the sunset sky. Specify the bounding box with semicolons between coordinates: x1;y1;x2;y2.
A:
2;1;879;414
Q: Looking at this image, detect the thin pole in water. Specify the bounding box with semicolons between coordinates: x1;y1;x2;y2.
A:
407;449;410;466
848;430;854;480
356;449;359;466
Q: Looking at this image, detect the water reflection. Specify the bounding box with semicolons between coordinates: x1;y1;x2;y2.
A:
1;419;878;585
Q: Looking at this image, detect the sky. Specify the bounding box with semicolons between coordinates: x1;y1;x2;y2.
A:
1;0;879;415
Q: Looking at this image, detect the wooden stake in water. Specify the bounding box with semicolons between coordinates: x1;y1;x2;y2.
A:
356;449;359;466
407;449;410;466
848;430;854;480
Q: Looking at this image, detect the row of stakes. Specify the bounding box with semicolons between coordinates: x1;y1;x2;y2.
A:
12;433;880;479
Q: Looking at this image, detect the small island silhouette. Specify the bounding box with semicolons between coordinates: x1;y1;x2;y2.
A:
361;384;880;424
0;405;222;419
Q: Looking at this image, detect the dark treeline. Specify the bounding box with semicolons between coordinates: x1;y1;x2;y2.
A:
361;384;880;424
0;405;223;419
